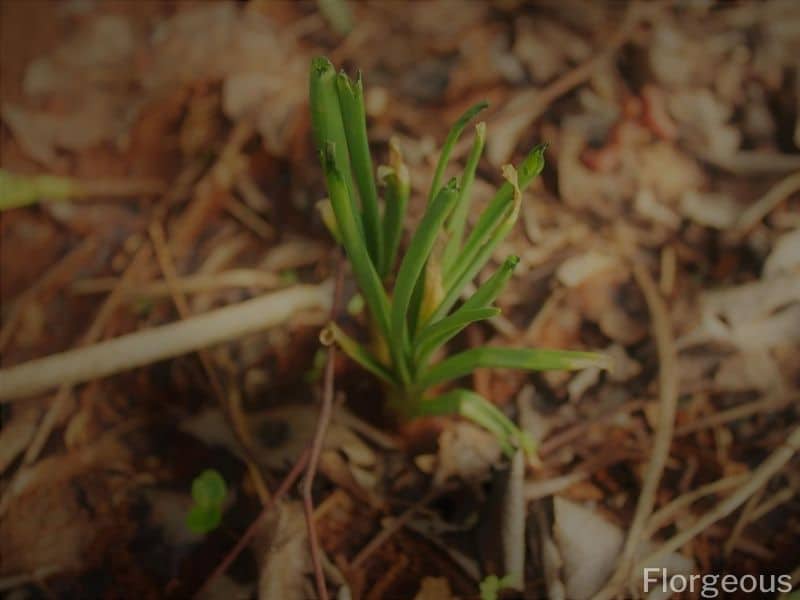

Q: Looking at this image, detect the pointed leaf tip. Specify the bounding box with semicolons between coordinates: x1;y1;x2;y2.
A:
311;56;335;76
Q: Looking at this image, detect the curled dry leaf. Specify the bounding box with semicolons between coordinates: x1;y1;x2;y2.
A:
763;229;800;277
553;497;623;600
634;188;681;230
553;497;693;600
258;501;311;600
668;89;741;159
181;404;376;472
196;575;254;600
680;190;741;229
605;343;642;383
682;274;800;360
557;251;619;288
569;266;648;345
433;422;502;488
636;142;705;205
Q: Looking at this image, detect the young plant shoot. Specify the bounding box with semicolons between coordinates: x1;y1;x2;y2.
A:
185;469;228;534
310;57;610;456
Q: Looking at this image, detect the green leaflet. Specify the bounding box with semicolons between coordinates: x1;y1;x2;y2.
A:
442;122;486;272
407;389;534;457
323;322;396;385
379;139;410;277
428;101;488;204
336;71;383;269
390;180;459;366
413;307;499;370
321;144;392;344
417;346;613;389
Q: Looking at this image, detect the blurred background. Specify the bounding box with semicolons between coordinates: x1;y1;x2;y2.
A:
1;1;799;598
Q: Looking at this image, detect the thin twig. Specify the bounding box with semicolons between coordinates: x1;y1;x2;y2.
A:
538;399;646;457
644;473;749;537
302;255;345;600
71;269;282;297
732;171;800;235
225;197;275;240
748;486;796;524
726;485;797;557
593;262;679;600
675;394;794;436
635;425;800;571
350;486;443;570
723;485;764;557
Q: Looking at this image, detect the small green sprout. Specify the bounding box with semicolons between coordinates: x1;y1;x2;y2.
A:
279;269;299;285
479;574;517;600
0;169;79;211
310;57;610;456
185;469;227;534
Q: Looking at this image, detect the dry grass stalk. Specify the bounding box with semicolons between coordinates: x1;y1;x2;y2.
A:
593;262;678;600
0;282;332;402
636;424;800;571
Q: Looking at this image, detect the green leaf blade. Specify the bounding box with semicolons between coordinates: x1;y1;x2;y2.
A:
322;144;392;343
336;71;383;269
413;307;499;369
418;347;612;389
323;322;397;385
379;140;410;277
406;388;534;457
428;101;488;204
391;180;460;359
441;122;486;272
310;57;360;226
461;255;519;311
444;144;546;290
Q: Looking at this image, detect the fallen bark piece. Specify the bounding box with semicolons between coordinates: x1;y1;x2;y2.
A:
0;282;332;402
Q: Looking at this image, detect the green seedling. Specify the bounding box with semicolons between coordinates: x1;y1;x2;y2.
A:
185;469;227;534
0;169;79;211
479;574;517;600
310;57;610;456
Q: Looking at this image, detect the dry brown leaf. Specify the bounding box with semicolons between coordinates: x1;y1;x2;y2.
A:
553;498;694;600
571;268;648;345
0;472;122;577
